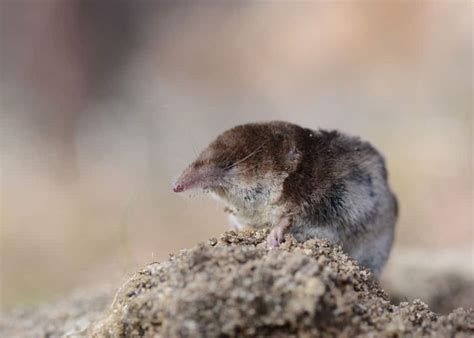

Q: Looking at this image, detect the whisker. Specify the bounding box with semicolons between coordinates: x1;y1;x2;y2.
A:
225;142;266;170
232;164;259;175
231;159;273;174
221;145;240;166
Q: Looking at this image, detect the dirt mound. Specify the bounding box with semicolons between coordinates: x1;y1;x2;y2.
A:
90;230;474;337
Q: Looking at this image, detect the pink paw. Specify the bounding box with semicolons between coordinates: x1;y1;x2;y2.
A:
267;227;284;249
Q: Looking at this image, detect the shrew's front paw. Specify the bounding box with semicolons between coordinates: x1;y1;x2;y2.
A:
266;227;285;248
266;217;291;249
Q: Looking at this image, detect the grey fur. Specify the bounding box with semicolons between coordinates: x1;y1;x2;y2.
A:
174;122;398;278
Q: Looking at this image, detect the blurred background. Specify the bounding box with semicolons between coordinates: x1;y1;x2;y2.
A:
1;1;472;309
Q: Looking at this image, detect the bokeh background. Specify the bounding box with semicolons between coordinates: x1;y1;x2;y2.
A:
1;1;472;308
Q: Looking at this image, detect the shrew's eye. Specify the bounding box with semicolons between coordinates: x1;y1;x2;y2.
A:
218;161;232;170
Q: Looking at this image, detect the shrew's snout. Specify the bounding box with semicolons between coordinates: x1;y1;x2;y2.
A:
173;183;186;193
173;163;225;193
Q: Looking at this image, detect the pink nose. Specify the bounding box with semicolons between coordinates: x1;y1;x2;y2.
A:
173;183;185;193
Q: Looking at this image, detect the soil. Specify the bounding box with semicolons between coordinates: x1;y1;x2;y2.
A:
1;230;472;337
88;229;473;337
0;287;113;338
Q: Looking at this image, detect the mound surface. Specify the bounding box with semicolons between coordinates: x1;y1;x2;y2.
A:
91;230;474;337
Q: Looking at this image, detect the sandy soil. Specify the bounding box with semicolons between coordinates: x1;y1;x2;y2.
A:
90;230;473;337
1;230;473;337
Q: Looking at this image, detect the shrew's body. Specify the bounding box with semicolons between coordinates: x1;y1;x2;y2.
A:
174;121;398;277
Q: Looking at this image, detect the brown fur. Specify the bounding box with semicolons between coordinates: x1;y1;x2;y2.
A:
174;121;398;277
